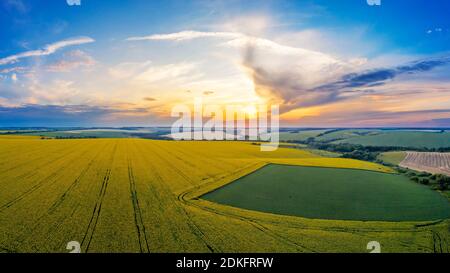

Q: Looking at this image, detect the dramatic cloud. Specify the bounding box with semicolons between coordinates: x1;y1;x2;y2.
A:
286;106;450;127
0;37;95;66
314;56;450;93
244;47;450;113
129;31;450;118
242;43;348;112
127;30;352;111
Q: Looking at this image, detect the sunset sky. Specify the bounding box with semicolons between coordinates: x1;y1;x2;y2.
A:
1;0;450;127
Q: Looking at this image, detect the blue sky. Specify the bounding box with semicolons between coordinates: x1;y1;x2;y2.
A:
1;0;450;127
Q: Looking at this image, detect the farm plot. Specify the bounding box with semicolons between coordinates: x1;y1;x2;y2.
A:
0;137;448;253
378;151;406;165
279;129;330;142
334;131;450;149
400;152;450;176
202;164;450;221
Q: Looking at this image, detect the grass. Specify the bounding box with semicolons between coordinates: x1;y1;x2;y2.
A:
202;164;450;221
377;151;407;165
0;137;448;253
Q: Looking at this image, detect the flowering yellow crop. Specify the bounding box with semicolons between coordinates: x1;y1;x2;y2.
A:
0;138;445;253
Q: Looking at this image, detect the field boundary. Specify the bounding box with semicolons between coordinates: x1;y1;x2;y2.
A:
179;163;446;227
177;165;450;253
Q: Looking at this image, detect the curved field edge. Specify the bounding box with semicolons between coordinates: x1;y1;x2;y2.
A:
181;162;449;252
201;164;450;221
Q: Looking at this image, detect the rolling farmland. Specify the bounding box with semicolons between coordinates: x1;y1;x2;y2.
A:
400;152;450;176
280;129;450;149
333;131;450;149
0;137;449;253
279;130;330;142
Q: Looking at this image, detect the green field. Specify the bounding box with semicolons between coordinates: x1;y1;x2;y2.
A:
377;151;407;165
280;129;450;149
333;131;450;148
315;129;381;142
279;130;330;142
203;164;450;221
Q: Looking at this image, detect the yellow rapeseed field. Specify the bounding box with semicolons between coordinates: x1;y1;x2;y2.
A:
0;137;447;253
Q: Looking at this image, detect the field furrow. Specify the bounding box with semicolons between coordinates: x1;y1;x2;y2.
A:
0;137;448;253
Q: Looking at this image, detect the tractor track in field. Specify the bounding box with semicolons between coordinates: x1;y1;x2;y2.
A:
127;158;150;253
177;163;316;253
7;143;110;249
81;143;117;252
181;186;443;253
176;161;441;252
48;143;108;214
135;142;218;252
0;147;93;212
431;230;449;253
178;189;314;253
149;147;219;252
81;168;111;252
183;193;437;252
131;142;187;251
178;161;450;252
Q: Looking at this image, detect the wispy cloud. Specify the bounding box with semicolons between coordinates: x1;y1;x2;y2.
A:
109;60;202;85
46;50;96;72
126;30;340;63
3;0;29;13
0;37;95;66
126;30;240;41
0;66;27;74
66;0;81;6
